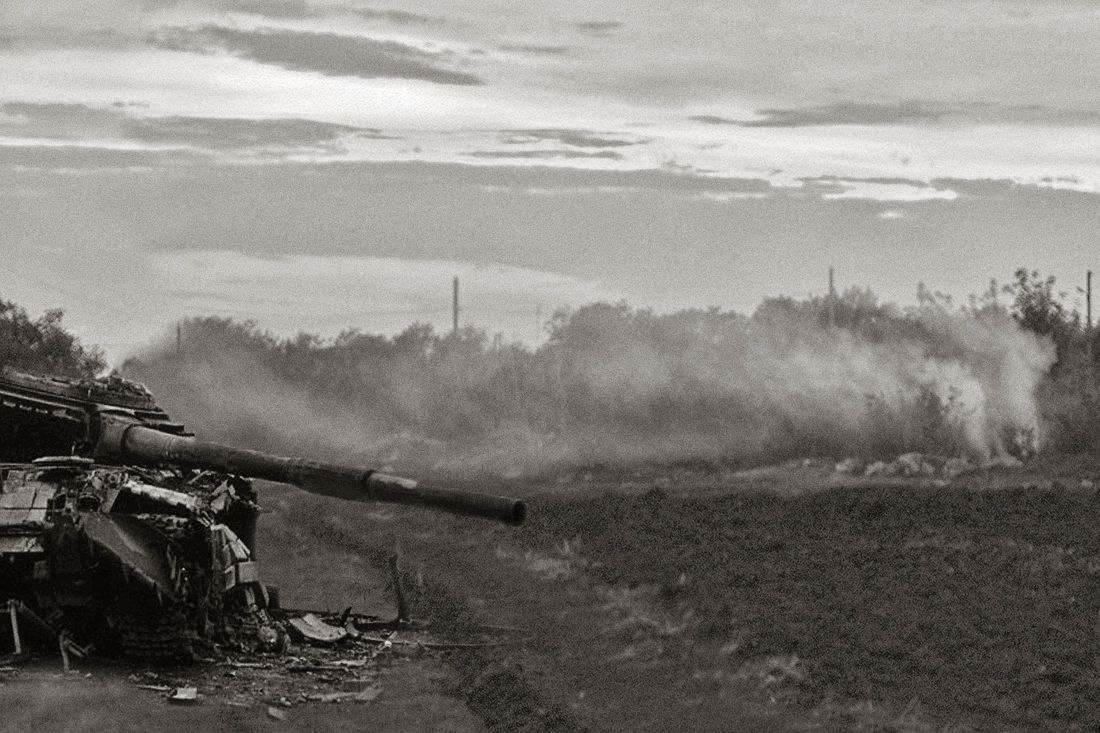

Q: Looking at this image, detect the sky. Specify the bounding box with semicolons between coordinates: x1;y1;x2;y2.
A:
3;0;1100;363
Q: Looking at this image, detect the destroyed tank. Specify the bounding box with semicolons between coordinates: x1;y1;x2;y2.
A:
0;367;525;662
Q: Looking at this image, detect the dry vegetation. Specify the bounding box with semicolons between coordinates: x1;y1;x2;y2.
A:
112;268;1092;474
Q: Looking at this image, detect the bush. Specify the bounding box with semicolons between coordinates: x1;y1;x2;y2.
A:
0;298;104;377
120;284;1056;474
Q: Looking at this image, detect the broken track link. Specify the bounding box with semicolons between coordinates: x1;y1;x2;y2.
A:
116;607;196;664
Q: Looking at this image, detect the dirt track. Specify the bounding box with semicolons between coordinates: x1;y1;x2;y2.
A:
8;462;1100;731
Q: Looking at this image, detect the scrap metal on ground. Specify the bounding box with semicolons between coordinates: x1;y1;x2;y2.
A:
0;367;525;668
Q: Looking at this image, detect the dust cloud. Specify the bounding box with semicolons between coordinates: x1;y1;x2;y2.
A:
121;299;1056;477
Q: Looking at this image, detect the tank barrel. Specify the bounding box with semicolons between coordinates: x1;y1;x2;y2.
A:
94;417;525;525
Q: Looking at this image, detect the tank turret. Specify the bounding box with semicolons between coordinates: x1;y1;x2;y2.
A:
93;414;524;525
0;367;525;663
0;366;525;525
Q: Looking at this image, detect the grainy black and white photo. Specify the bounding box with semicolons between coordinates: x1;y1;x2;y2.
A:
2;1;1100;730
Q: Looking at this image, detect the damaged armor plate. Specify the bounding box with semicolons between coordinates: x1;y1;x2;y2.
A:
0;367;524;663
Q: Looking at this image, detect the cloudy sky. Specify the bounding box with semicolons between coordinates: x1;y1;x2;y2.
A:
4;0;1100;362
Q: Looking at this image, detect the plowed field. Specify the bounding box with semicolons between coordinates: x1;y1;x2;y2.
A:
9;461;1100;732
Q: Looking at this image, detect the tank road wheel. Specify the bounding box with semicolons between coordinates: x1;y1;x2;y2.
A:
115;606;197;664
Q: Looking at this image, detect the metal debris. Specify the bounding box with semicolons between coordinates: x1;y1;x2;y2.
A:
167;686;200;704
222;660;271;669
288;613;348;645
136;684;172;692
306;684;383;703
58;630;89;673
287;663;351;673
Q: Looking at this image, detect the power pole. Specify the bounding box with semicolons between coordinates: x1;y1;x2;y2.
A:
176;322;182;354
452;276;459;338
1087;270;1093;332
1088;270;1093;361
827;266;836;328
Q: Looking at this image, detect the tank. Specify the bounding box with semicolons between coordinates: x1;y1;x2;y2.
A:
0;367;525;662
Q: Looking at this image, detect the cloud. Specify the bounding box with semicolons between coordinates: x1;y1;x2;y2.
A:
2;1;147;36
500;128;644;148
9;158;1100;369
748;101;947;127
498;44;572;56
574;21;622;35
0;101;393;154
477;184;640;197
152;0;439;24
688;114;740;125
691;190;773;203
691;101;947;128
811;179;959;202
468;149;624;160
691;101;1100;129
351;7;440;25
0;144;198;169
130;116;395;150
214;0;315;19
148;25;483;85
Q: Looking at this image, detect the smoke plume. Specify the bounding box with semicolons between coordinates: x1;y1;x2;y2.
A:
121;298;1056;477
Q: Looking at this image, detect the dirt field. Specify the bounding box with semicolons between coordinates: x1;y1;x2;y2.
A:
6;458;1100;731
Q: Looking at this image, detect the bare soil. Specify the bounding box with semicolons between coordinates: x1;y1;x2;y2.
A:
7;458;1100;731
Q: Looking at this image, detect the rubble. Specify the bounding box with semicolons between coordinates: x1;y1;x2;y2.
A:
306;684;382;703
116;607;527;710
136;684;172;693
167;687;200;704
288;614;348;645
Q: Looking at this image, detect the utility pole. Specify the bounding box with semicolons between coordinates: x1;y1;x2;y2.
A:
1087;270;1093;332
452;276;459;339
827;266;836;328
176;322;181;354
1087;270;1093;361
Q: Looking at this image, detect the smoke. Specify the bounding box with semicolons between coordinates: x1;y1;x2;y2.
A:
121;300;1057;477
129;332;384;458
539;303;1054;467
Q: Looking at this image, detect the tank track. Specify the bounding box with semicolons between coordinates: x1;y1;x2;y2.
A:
116;606;197;663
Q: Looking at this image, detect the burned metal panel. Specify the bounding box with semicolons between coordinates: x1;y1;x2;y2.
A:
288;613;348;644
0;472;57;527
119;480;201;513
79;513;177;599
0;489;32;525
0;536;42;553
0;483;52;526
31;485;50;515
